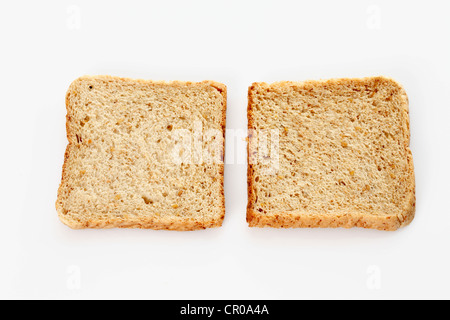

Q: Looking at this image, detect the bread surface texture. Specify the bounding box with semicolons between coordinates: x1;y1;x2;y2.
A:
57;75;226;230
247;76;415;230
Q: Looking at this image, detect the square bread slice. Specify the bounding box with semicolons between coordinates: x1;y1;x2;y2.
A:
56;75;226;230
247;76;415;231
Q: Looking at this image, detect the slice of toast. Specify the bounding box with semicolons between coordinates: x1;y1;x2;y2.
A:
56;75;226;230
247;76;415;231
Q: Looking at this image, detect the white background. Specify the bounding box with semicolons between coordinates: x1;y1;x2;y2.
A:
1;0;449;300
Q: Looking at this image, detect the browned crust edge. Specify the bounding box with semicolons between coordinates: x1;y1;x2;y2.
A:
246;76;416;231
56;75;227;231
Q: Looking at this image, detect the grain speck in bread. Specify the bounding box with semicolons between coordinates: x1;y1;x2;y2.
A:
56;75;226;230
247;76;415;231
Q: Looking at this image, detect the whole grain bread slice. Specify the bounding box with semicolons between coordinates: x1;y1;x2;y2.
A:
247;76;415;230
56;75;226;230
